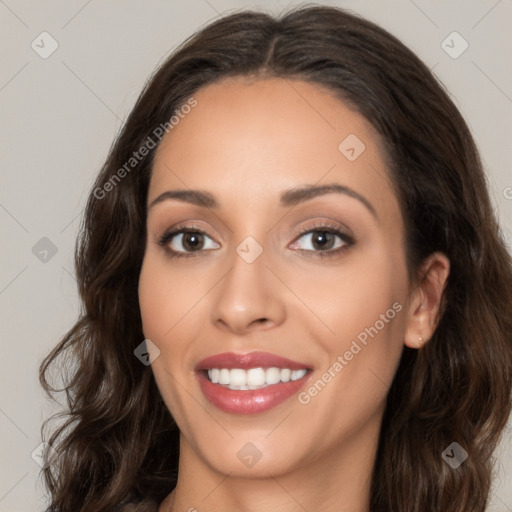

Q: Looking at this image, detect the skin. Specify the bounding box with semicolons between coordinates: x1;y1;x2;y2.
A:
138;77;450;512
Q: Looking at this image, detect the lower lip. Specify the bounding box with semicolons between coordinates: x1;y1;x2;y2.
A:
197;371;310;414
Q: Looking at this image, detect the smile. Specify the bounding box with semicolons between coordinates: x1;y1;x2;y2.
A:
196;351;312;414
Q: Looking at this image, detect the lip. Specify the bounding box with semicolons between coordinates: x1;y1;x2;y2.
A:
195;351;312;415
195;351;310;371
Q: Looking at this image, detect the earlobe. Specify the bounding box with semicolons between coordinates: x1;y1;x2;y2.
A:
404;252;450;349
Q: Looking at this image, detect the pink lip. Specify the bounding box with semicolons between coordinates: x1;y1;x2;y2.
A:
195;351;310;371
195;351;312;415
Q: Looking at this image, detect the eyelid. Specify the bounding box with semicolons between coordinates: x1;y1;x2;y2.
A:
290;219;353;240
157;221;218;243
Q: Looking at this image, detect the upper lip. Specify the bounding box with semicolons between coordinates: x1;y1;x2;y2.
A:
195;351;311;371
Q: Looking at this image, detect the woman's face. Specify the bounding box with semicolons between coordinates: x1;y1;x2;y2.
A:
138;77;415;478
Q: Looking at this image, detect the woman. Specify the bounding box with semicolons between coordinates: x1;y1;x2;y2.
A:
39;5;512;512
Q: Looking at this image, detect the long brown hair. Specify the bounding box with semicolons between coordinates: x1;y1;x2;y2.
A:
39;5;512;511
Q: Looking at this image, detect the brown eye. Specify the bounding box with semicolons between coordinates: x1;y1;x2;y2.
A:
168;231;219;253
158;228;220;257
179;232;205;251
290;227;352;255
310;231;336;250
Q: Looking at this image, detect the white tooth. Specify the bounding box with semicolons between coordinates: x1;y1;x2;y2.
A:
230;369;247;386
291;369;307;381
265;367;281;385
210;367;306;387
280;368;291;382
219;368;230;385
246;367;266;386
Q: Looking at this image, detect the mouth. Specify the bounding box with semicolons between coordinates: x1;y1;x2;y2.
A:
195;351;312;414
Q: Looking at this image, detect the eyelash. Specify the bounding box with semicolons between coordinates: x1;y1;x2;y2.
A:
156;222;354;260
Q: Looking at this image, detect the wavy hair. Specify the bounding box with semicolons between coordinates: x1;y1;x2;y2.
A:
40;5;512;511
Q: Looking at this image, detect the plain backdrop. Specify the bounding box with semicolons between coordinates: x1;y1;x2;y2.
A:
1;1;511;510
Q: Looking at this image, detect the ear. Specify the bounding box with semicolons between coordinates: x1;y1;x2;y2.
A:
404;252;450;349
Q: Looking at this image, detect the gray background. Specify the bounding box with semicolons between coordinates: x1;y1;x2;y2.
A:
1;0;511;510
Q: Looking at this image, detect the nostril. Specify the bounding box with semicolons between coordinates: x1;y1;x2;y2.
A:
250;318;270;328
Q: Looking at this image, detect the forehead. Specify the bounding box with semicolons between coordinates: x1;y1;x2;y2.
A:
149;77;398;219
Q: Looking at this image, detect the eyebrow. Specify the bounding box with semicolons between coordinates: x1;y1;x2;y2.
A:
148;183;377;218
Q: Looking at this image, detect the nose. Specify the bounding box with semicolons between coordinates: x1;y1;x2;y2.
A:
210;246;286;335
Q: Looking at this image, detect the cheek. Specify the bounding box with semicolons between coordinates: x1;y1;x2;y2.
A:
311;243;409;378
138;254;205;339
326;291;405;388
305;248;407;338
138;258;197;422
138;261;168;339
138;254;211;383
296;274;407;441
